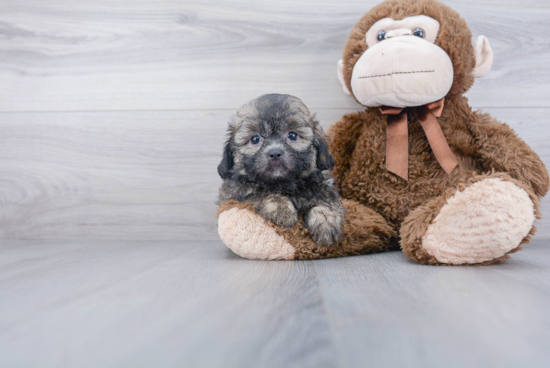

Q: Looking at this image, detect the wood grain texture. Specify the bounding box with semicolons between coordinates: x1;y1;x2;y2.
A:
1;107;549;240
0;0;549;111
0;239;549;368
1;1;549;240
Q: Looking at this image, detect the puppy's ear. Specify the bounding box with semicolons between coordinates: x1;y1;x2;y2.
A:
316;136;334;170
312;117;334;171
217;140;234;179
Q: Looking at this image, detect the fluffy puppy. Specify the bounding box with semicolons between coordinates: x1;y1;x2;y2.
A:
218;94;345;246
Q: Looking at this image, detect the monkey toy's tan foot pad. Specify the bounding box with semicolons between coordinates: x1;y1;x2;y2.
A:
218;207;295;260
422;178;535;265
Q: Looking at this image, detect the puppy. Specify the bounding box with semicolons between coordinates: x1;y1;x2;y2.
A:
218;94;345;246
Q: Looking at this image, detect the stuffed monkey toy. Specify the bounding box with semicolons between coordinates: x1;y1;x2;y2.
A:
217;0;549;265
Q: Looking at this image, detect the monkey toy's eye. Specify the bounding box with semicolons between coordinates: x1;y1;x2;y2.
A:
377;30;386;42
250;135;262;145
287;132;298;141
412;28;425;38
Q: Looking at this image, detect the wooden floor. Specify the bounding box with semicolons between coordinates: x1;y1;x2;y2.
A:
1;0;550;367
1;239;549;368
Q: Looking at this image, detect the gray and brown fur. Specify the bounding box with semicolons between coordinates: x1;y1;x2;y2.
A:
218;94;345;246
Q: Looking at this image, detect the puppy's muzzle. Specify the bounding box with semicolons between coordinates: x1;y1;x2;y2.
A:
267;148;284;161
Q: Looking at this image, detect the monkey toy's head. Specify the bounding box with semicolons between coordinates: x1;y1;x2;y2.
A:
337;0;493;108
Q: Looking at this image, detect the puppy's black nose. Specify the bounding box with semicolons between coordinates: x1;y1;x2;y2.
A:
267;148;284;160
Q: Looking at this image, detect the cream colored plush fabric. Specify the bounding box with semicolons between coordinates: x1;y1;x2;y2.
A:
365;16;440;47
337;16;493;107
422;178;535;264
473;35;493;77
218;208;295;260
350;34;454;108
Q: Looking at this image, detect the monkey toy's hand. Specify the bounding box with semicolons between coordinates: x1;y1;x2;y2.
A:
305;202;346;246
254;194;299;228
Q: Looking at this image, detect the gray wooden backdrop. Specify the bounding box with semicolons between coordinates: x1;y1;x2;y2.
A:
1;0;549;240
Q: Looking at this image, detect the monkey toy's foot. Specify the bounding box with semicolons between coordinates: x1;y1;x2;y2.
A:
217;200;396;260
401;174;538;265
218;203;296;260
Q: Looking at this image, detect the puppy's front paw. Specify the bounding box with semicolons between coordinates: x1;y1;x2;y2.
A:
256;195;298;228
305;204;345;246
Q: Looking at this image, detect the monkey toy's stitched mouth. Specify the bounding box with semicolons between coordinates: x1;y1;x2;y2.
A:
359;70;435;79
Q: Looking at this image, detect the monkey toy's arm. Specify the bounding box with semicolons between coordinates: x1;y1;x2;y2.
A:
469;111;549;198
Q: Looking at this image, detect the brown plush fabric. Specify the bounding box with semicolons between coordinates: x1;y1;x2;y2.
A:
327;91;548;264
331;95;549;226
291;199;397;260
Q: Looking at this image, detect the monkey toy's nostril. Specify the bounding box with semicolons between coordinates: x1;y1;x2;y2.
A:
267;148;284;160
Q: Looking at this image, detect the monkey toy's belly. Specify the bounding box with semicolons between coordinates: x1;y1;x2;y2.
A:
338;146;480;227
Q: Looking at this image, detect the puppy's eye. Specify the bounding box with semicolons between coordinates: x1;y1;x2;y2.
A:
412;28;424;38
287;132;298;141
250;135;262;145
377;30;386;42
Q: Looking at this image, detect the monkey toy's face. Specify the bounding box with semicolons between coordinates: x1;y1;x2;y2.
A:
350;15;453;107
217;94;334;184
337;0;494;108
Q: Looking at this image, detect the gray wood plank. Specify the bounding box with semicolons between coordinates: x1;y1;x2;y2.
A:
0;110;223;240
313;241;550;368
0;0;548;112
0;240;337;368
1;107;549;240
0;239;549;368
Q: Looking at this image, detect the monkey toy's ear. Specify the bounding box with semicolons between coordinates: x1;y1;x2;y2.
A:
472;36;493;78
313;126;335;171
217;141;234;179
337;59;352;95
